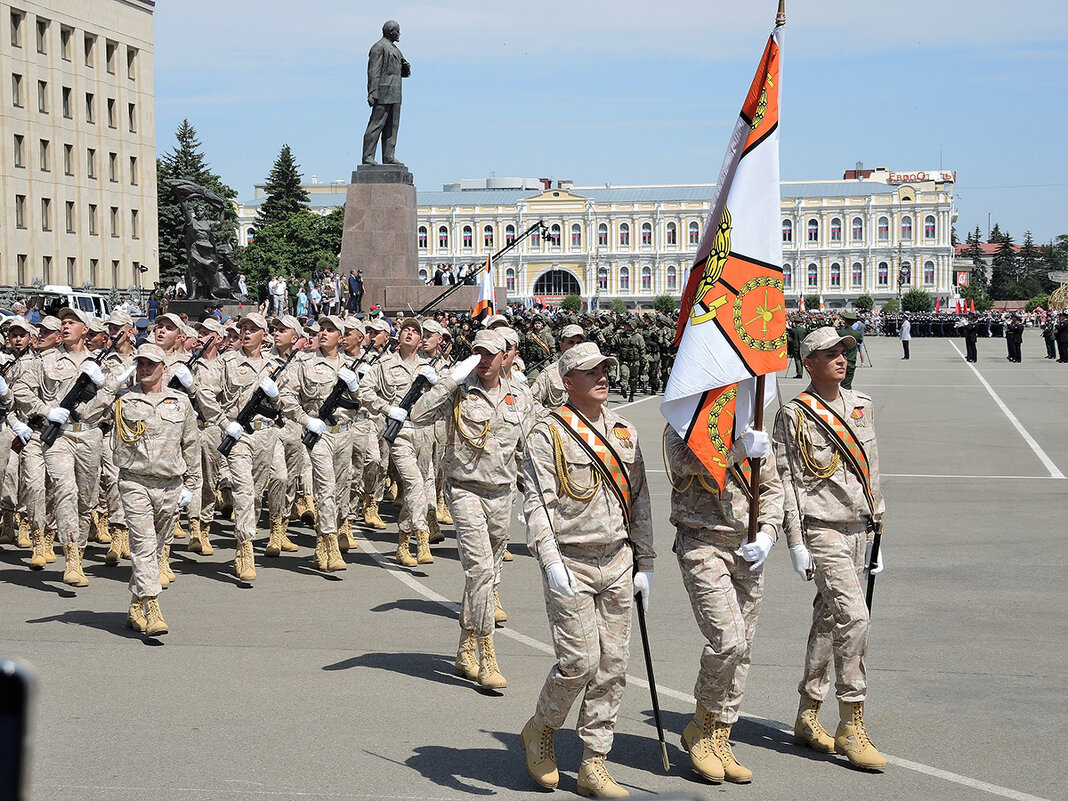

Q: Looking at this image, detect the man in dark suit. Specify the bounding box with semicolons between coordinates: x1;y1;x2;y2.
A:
362;20;410;166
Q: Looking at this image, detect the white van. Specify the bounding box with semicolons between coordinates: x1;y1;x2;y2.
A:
23;285;112;320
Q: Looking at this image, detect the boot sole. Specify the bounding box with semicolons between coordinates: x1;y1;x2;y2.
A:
794;732;836;754
146;626;168;637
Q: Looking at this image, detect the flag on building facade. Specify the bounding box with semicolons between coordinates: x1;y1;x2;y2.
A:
472;255;494;324
661;10;787;489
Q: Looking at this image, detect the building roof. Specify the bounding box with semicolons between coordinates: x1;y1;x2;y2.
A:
954;242;1022;256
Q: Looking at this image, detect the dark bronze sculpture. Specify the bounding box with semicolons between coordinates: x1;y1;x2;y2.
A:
362;19;410;166
166;178;240;300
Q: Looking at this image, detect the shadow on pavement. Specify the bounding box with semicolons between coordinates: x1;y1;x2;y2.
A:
370;597;457;620
0;562;79;598
322;650;470;689
25;609;149;642
404;736;534;795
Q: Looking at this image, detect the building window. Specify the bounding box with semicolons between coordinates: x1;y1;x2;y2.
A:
35;16;48;53
830;217;842;242
783;263;792;290
12;73;23;107
437;226;448;248
37;79;48;113
666;222;677;245
65;201;75;232
13;134;24;167
106;40;118;73
641;266;652;292
619;223;630;246
597;267;608;290
111;260;119;286
901;215;912;240
505;268;515;291
900;262;912;286
131;209;139;239
878;216;889;241
924;215;936;239
807;263;818;287
43;256;52;283
39;139;49;171
129;155;137;185
87;148;96;178
571;223;581;249
90;258;99;286
484;224;493;248
108;152;118;182
17;254;27;284
852;217;864;242
128;102;137;132
530;226;540;248
85;92;94;123
41;197;52;231
66;257;76;284
549;223;561;247
62;86;71;117
88;203;97;235
84;33;95;67
462;225;472;248
15;194;26;228
110;206;119;237
619;266;630;291
830;263;842;287
924;260;935;285
852;262;863;287
667;265;678;290
107;98;116;127
878;262;889;286
60;25;71;60
782;219;793;243
417;225;427;249
126;46;137;80
505;224;515;245
641;222;652;246
807;219;819;243
689;221;700;245
10;10;23;47
598;223;608;246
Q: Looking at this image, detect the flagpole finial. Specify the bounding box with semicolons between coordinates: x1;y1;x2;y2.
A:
776;0;786;27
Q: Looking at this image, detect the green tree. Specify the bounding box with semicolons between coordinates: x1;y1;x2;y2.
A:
990;233;1017;299
901;288;933;312
239;207;344;298
560;293;581;312
988;223;1006;244
157;120;238;289
258;144;310;229
803;294;821;311
653;294;678;315
880;299;900;314
1026;294;1050;312
964;225;988;290
854;294;874;312
609;298;627;314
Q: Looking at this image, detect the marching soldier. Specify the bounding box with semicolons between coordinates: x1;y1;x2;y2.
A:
98;311;137;563
1;318;37;549
522;317;555;379
415;318;448;544
618;318;646;401
186;318;227;557
266;315;309;556
355;318;392;530
772;327;887;771
112;343;199;637
519;342;654;798
836;312;862;390
530;324;584;411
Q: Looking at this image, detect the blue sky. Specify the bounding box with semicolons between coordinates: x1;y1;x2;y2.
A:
154;1;1068;244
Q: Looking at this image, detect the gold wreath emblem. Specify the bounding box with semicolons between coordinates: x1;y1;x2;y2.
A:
732;277;788;353
705;386;737;468
690;207;732;325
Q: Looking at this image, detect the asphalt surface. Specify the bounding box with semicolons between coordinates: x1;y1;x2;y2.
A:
2;334;1065;801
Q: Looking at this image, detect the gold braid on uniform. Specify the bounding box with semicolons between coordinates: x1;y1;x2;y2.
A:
114;397;146;444
548;424;601;501
793;407;839;478
661;424;723;495
452;391;490;451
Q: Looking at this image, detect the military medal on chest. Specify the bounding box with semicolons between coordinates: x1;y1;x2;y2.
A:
613;423;633;449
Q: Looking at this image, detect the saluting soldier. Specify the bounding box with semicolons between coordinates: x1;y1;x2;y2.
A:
519;342;654;799
772;327;887;772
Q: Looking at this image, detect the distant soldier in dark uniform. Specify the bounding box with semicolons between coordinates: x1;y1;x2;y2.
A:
1042;318;1056;359
1056;311;1068;362
836;313;862;390
788;316;807;378
1005;315;1023;363
961;313;979;362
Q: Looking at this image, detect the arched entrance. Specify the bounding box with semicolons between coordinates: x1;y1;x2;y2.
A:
532;269;581;296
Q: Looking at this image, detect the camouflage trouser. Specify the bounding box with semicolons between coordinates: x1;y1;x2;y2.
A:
675;528;764;724
270;420;306;519
354;417;388;504
388;426;427;536
415;426;438;526
197;425;223;525
309;427;355;537
799;522;870;703
228;427;282;544
446;481;511;636
121;475;180;598
647;354;662;393
1;430;17;512
44;428;103;548
19;436;48;532
98;439;125;526
533;540;633;757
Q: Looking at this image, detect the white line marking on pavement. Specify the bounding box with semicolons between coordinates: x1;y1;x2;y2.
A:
353;531;1053;801
949;341;1065;479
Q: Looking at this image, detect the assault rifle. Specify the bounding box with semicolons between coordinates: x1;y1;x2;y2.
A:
40;331;126;448
168;340;208;390
383;371;433;445
0;344;31;378
301;344;391;449
218;349;299;457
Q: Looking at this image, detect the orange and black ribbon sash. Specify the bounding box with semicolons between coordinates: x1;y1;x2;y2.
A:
550;403;632;531
793;391;876;515
532;333;552;357
727;460;753;502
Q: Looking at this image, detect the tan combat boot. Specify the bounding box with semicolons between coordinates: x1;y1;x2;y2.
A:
62;543;89;587
363;497;387;530
415;530;434;564
173;517;186;540
187;519;204;554
0;509;15;544
521;717;559;789
395;532;417;567
427;511;444;544
710;722;752;783
454;629;479;681
218;486;234;518
144;596;169;637
105;527;123;565
126;596;147;632
502;547;514;562
493;586;508;624
301;494;317;526
794;696;836;753
680;703;725;783
834;700;886;771
435;494;452;524
160;544;176;586
337;519;357;552
17;514;32;548
92;509;112;544
325;534;347;572
576;747;629;798
265;517;285;557
29;529;47;570
234;540;257;582
43;529;57;562
386;479;398;504
278;519;298;552
294;494;309;523
476;634;507;690
194;521;212;556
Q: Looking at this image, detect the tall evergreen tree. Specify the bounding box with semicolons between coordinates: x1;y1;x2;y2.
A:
987;223;1006;244
964;225;987;290
157;120;238;289
258;144;310;229
990;233;1017;299
1018;231;1039;281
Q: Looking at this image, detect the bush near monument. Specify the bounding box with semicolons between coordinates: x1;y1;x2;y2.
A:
880;299;900;314
804;294;821;311
610;298;628;315
1026;294;1050;312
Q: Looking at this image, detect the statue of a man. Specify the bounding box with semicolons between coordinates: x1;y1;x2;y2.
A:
362;19;410;166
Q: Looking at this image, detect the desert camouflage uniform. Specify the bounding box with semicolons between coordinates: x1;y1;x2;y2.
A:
530;360;567;412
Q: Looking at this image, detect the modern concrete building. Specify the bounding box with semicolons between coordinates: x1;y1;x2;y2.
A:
0;0;156;292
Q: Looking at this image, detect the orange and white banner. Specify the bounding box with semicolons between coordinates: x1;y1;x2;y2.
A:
661;12;786;488
472;255;494;324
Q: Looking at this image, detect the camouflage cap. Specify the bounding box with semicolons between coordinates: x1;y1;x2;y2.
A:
471;329;506;354
559;324;585;340
107;310;135;328
238;312;270;331
134;342;166;363
558;341;618;375
57;307;91;327
497;326;520;349
801;326;857;359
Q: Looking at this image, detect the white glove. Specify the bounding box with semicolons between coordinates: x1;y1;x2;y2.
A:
46;407;70;425
11;420;32;443
545;561;577;596
0;375;7;397
178;488;193;508
338;367;359;392
513;370;528;384
258;376;279;399
789;544;812;579
117;364;136;384
450;354;482;383
224;421;244;441
357;365;371;380
736;530;775;570
864;539;884;575
80;361;105;387
171;364;193;389
387;405;408;423
304;417;327;436
740;426;770;460
633;570;653;613
417;365;438;385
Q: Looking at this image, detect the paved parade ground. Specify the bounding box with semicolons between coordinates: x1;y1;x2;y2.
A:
2;334;1066;801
